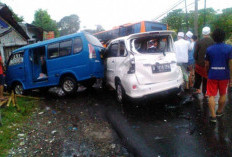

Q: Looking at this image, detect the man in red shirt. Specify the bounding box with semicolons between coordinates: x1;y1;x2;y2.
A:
0;53;4;99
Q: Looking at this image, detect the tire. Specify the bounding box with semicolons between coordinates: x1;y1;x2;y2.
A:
14;83;24;95
116;81;126;103
61;77;77;94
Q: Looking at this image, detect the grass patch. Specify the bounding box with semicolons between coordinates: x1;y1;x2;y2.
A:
0;97;38;156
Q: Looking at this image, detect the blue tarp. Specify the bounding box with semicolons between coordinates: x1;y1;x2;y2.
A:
0;19;8;28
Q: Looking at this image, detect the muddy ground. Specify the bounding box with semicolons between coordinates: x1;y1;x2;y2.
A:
8;87;129;157
7;85;232;157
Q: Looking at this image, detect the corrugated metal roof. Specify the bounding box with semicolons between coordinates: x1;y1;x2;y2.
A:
0;4;29;40
0;27;12;36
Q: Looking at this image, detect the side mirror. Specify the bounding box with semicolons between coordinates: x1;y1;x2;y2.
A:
100;48;107;59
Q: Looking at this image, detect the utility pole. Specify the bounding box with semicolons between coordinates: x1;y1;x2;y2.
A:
204;0;206;26
194;0;198;37
185;0;189;30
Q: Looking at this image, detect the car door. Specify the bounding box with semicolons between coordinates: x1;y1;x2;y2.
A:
114;41;128;79
6;52;26;85
106;42;119;88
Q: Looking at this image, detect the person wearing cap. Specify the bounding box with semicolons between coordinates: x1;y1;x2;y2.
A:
205;28;232;123
193;27;214;97
174;32;192;89
189;35;198;87
185;31;196;88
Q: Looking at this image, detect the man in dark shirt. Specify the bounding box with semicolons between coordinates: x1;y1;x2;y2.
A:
205;28;232;123
194;27;214;96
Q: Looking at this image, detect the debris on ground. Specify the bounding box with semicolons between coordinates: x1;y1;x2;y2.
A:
7;91;128;156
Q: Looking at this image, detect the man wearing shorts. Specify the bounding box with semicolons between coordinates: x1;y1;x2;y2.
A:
205;28;232;123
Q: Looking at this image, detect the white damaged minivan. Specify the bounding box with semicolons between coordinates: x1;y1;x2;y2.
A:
105;31;183;103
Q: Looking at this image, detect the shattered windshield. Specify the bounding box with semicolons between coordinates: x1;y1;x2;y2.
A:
130;35;173;54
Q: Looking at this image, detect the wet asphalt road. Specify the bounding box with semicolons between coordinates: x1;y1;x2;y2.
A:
125;93;232;157
40;86;232;157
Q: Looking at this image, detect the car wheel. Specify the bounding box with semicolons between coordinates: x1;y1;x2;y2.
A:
61;77;77;94
14;83;24;95
116;81;126;103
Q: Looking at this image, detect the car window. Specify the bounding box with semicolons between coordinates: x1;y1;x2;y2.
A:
108;43;118;57
73;38;83;54
48;43;59;58
8;52;24;66
85;33;103;47
59;40;72;56
119;41;127;57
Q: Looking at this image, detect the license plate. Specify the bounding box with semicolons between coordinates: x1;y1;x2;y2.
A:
152;63;171;73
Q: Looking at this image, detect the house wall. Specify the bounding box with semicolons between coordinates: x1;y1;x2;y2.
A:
0;29;27;63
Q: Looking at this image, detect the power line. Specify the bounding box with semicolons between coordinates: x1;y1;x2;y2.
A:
180;1;195;11
153;0;185;21
153;0;196;22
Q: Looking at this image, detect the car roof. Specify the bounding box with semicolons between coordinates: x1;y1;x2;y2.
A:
127;30;175;39
13;32;85;53
110;30;174;43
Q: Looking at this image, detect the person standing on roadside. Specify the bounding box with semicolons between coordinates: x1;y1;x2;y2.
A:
0;52;5;99
185;31;195;88
188;35;198;88
205;28;232;123
194;27;214;97
174;32;192;89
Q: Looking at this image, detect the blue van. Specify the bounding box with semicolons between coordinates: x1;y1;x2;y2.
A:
5;32;104;95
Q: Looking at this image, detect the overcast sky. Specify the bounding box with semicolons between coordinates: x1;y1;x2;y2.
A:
1;0;232;30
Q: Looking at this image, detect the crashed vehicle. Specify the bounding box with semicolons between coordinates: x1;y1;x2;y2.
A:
105;31;183;102
5;32;104;95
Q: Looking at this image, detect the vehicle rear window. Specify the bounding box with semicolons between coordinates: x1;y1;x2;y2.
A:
130;35;172;54
85;33;103;47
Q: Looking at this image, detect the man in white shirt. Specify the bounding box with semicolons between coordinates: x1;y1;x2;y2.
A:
174;32;192;89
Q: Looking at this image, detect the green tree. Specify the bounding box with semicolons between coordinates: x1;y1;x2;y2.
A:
189;8;217;36
12;13;24;22
161;9;185;32
212;8;232;39
58;14;80;36
162;8;217;37
32;9;59;37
